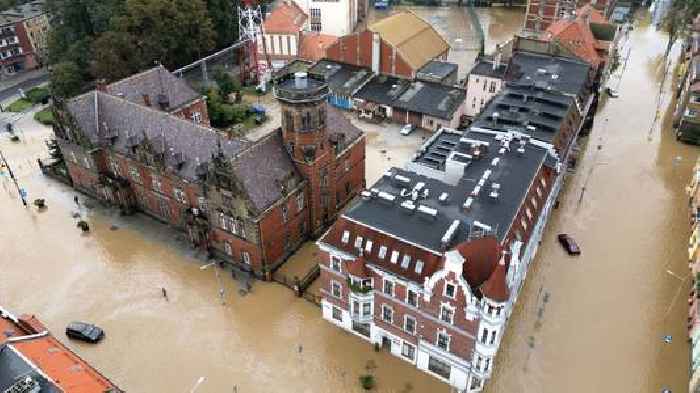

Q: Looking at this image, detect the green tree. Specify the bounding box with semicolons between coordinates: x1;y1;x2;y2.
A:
90;31;141;81
206;0;238;49
213;66;238;97
50;61;84;98
662;0;700;56
117;0;216;69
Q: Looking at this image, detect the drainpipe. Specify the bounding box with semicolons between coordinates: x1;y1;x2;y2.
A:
6;330;50;343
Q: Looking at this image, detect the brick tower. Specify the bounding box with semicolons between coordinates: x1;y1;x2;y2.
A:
276;72;332;234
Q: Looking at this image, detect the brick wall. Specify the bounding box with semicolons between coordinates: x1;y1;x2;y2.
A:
173;98;210;127
258;188;310;269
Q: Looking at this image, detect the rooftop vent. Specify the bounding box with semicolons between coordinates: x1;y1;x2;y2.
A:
498;148;506;155
441;219;460;248
294;72;308;89
417;204;438;219
517;147;526;155
537;68;547;74
491;157;500;167
439;192;449;204
473;220;492;232
482;169;492;180
490;190;499;199
361;190;372;200
377;191;396;204
401;199;416;213
394;174;411;184
463;196;474;210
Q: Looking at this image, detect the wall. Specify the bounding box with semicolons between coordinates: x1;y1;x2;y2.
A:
465;75;503;117
173;98;210;127
295;0;354;36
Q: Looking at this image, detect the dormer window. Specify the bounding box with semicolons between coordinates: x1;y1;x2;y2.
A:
440;304;454;324
341;230;350;244
364;239;373;254
378;246;387;259
444;283;456;299
354;236;363;250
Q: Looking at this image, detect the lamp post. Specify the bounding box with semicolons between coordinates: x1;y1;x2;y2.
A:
200;261;226;305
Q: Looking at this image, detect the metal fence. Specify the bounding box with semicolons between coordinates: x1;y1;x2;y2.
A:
172;40;249;92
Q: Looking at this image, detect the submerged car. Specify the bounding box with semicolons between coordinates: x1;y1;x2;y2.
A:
400;124;416;136
65;322;104;343
558;234;581;255
606;87;619;98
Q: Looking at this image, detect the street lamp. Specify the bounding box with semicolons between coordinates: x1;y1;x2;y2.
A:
189;376;205;393
200;261;226;305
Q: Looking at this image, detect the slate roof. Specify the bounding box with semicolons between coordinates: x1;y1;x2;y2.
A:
417;60;459;81
0;346;60;393
104;65;201;112
471;84;574;144
506;51;591;98
308;60;373;97
327;105;363;151
65;91;248;181
368;12;450;71
230;129;301;212
353;74;411;106
263;1;307;34
457;236;502;290
343;128;550;252
299;34;338;62
394;81;466;120
469;57;508;79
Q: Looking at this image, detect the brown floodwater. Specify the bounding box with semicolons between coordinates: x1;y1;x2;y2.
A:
0;7;694;393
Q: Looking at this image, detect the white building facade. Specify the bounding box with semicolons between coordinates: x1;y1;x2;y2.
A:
292;0;360;37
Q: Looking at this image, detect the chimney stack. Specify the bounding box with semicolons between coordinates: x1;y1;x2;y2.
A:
493;45;502;71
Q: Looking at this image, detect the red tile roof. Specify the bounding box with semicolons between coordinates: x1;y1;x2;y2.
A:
481;255;509;302
0;309;119;393
321;217;444;283
455;236;501;288
262;1;307;34
299;33;338;62
542;4;610;68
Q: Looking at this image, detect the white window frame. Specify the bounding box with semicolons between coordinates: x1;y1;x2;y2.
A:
296;192;304;212
192;111;202;123
444;282;456;299
341;230;350;244
525;207;533;221
378;246;387;259
404;315;416;335
364;239;373;254
531;196;538;209
381;304;393;324
406;289;418;307
401;254;411;269
521;218;528;231
390;250;399;264
330;256;342;272
354;236;363;249
383;279;394;296
401;341;416;360
331;280;342;298
152;175;162;192
224;242;233;256
332;306;342;321
242;251;251;265
440;304;455;324
173;187;186;204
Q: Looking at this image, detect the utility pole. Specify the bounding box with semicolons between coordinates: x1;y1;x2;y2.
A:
0;148;26;206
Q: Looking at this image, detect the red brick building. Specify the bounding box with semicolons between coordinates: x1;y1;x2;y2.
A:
317;127;560;392
523;0;617;33
51;68;365;277
0;306;121;392
325;12;449;79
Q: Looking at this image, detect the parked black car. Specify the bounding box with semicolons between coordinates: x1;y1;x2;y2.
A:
65;322;104;343
557;234;581;255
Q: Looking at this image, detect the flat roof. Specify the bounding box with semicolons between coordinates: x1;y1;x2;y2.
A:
470;84;574;144
308;60;373;97
393;80;466;120
343;128;550;252
506;51;591;97
417;60;458;80
354;74;411;106
469;57;508;79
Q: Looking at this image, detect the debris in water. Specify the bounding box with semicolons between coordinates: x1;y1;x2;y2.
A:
77;220;90;232
238;289;247;296
110;224;119;231
662;335;672;344
71;212;80;218
162;287;168;301
380;149;387;154
33;199;46;209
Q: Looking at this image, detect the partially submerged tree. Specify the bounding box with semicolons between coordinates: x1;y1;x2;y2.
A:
662;0;700;56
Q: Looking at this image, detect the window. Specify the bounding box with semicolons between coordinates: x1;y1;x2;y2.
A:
401;255;411;269
152;175;162;192
531;196;538;209
331;256;341;272
310;8;321;18
525;208;533;221
402;342;416;360
470;377;481;390
331;280;342;298
428;356;451;379
332;306;342;321
480;328;488;344
354;236;363;249
536;186;543;198
341;230;350;244
242;251;251;265
173;188;186;204
129;166;140;183
320;169;328;187
378;246;387;259
390;250;399;264
521;218;528;231
83;157;91;169
472;97;476;108
495;306;502;317
404;315;416;334
109;159;120;176
364;239;373;254
284;111;294;132
444;283;456;299
540;178;547;188
483;79;487;91
358;301;370;316
344;159;350;172
296;192;304;211
415;260;424;274
489;330;497;345
489;81;497;93
440;305;454;324
407;289;417;307
382;305;393;323
224;242;233;256
198;196;207;212
484;358;491;372
192;112;202;123
383;279;394;296
437;331;450;351
281;206;288;223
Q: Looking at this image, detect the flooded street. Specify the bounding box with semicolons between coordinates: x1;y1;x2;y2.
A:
0;6;696;393
486;11;696;393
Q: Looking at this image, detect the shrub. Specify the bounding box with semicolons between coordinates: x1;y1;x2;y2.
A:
7;99;32;112
26;86;50;104
34;109;54;125
359;374;375;390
